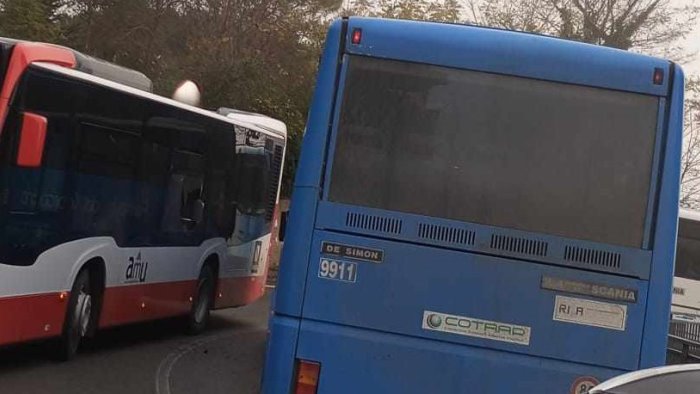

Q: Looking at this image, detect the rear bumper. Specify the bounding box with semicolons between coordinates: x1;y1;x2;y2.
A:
263;315;627;393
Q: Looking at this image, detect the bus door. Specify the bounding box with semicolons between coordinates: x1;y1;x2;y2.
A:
228;143;270;276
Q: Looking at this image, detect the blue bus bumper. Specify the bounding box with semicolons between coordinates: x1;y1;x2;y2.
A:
262;315;626;393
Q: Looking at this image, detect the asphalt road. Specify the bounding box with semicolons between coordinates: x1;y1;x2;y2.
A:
0;292;272;394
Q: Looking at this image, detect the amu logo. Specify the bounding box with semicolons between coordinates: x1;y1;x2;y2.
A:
125;252;148;283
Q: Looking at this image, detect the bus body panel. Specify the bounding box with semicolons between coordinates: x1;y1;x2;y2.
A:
274;187;321;317
345;18;669;96
0;234;270;344
316;202;654;280
293;19;344;189
304;230;647;371
640;65;684;367
295;319;624;394
273;19;345;318
0;235;277;345
261;315;302;394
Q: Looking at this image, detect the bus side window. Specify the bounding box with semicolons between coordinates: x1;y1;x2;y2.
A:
180;175;204;225
162;149;205;234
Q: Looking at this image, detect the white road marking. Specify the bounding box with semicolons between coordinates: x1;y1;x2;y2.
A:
154;329;257;394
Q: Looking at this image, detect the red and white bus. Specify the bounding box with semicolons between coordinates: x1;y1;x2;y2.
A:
0;38;286;359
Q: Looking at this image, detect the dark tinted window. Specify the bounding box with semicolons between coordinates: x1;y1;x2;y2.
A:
236;149;269;215
78;123;139;178
0;44;10;91
676;218;700;280
329;56;659;248
227;126;279;246
0;64;283;264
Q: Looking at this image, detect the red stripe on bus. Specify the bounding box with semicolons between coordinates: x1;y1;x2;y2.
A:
0;292;67;346
99;280;197;328
0;275;264;347
99;276;266;326
215;276;266;308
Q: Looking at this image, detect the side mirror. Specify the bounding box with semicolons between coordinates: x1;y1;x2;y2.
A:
278;210;288;242
17;112;47;168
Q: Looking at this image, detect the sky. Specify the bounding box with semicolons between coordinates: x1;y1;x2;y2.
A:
684;26;700;76
680;0;700;76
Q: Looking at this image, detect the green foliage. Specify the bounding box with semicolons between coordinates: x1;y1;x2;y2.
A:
472;0;700;58
346;0;462;23
0;0;61;41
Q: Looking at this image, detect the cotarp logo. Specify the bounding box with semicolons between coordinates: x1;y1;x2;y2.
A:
426;313;443;329
422;310;531;346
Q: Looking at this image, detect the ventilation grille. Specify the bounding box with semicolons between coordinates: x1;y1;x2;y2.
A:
346;212;402;234
418;223;475;245
564;246;621;269
490;234;548;257
265;144;284;221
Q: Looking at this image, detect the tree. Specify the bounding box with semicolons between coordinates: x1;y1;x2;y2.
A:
681;77;700;208
344;0;462;23
0;0;61;41
469;0;699;59
52;0;338;195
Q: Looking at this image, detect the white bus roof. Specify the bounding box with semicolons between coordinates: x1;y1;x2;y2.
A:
32;62;286;140
218;108;287;137
680;208;700;222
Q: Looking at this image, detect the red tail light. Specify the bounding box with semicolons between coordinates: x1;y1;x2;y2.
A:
295;359;321;394
653;67;664;85
351;28;362;45
17;112;47;167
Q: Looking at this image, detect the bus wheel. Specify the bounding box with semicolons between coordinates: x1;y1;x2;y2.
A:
187;264;214;335
57;269;93;361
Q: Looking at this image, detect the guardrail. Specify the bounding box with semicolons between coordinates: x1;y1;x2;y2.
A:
668;321;700;363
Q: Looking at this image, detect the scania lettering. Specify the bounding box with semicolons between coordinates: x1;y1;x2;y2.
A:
262;17;683;393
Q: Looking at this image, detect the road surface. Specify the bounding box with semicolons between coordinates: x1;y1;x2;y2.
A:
0;293;272;394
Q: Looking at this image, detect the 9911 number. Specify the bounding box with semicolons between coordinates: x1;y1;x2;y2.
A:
318;259;357;283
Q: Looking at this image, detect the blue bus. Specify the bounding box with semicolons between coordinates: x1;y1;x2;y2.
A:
263;17;685;393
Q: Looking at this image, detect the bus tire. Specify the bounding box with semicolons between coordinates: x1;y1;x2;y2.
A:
187;264;215;335
56;269;93;361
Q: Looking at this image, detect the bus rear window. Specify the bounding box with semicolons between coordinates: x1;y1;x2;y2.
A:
328;56;659;248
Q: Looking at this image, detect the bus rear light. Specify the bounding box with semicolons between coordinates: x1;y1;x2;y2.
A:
294;359;320;394
351;28;362;45
653;67;664;85
17;112;47;168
